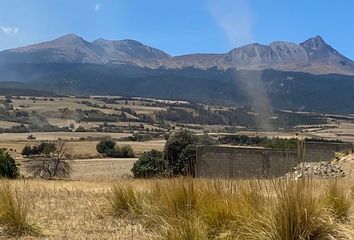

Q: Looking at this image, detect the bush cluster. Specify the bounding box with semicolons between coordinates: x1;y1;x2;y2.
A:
131;130;216;178
131;150;165;178
21;142;56;157
96;139;135;158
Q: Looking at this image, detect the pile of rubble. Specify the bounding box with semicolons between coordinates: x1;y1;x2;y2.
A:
283;161;346;179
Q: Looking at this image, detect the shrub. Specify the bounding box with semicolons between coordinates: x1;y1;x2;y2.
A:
118;145;135;158
131;150;165;178
37;142;56;156
96;139;116;155
0;149;18;179
21;142;56;157
96;140;134;158
130;130;216;178
21;145;32;157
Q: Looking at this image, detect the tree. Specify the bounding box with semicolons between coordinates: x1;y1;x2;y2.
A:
21;145;32;157
164;129;198;176
27;140;71;179
96;139;135;158
0;149;18;178
178;144;197;177
164;130;216;176
131;150;165;178
96;139;116;156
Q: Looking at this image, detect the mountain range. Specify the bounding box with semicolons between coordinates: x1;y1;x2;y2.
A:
1;34;354;75
0;34;354;114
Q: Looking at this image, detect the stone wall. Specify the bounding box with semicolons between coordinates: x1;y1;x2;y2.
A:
196;142;352;178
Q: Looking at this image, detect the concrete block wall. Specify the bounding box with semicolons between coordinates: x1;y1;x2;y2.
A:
196;142;352;178
304;142;352;162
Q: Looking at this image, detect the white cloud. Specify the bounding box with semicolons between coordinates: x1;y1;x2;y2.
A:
208;0;254;47
0;25;19;35
94;3;100;11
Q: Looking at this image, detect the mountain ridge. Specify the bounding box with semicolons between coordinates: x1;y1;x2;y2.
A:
1;34;354;75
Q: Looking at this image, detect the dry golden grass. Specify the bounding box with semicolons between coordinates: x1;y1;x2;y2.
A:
0;139;165;160
0;132;132;142
11;96;164;116
69;158;137;180
66;140;164;158
107;179;354;240
0;178;353;240
19;158;137;180
1;180;153;240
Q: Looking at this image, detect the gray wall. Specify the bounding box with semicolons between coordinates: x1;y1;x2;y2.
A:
196;142;352;178
304;142;352;161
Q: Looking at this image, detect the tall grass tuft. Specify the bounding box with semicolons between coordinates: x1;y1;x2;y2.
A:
109;184;140;217
162;216;207;240
0;181;34;236
270;179;340;240
324;180;352;221
163;179;197;217
109;179;352;240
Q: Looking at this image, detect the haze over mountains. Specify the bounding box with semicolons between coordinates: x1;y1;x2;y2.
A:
1;33;354;75
0;34;354;114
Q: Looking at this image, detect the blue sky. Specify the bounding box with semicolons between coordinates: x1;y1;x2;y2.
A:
1;0;354;58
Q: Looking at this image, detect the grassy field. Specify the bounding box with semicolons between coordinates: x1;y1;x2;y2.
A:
69;158;137;180
0;95;353;239
0;178;353;239
0;139;165;160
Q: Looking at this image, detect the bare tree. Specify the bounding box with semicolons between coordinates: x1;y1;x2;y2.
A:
27;140;72;179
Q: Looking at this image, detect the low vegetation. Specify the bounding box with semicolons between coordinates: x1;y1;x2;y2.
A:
0;178;351;239
0;182;34;236
22;142;56;157
108;179;353;240
25;140;72;179
0;149;18;178
96;139;135;158
131;150;165;178
131;130;216;178
219;135;343;150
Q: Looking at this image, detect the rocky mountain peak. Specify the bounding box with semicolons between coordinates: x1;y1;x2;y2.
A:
299;35;342;60
301;35;329;50
52;33;87;44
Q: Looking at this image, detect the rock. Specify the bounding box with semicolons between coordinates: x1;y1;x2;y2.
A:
282;160;346;179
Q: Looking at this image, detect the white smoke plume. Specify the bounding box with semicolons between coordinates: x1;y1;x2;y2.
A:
208;0;254;48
